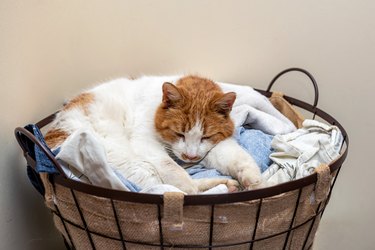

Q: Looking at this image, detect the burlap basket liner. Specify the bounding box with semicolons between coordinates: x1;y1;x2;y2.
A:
45;164;334;250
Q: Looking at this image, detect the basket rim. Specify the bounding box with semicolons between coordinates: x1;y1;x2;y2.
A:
24;89;350;206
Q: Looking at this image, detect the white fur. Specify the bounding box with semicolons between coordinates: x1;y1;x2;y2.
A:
171;122;215;163
49;76;263;193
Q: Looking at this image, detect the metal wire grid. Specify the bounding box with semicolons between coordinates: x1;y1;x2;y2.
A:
50;167;341;250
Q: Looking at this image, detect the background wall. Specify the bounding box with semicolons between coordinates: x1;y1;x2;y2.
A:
1;0;373;249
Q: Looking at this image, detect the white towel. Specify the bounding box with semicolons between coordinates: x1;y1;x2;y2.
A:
218;82;296;135
56;129;130;191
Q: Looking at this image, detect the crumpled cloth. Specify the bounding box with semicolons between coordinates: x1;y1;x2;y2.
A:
55;129;132;191
219;82;296;135
262;119;344;186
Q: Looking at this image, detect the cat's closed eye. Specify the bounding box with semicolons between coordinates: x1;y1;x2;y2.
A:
175;132;185;140
201;136;211;142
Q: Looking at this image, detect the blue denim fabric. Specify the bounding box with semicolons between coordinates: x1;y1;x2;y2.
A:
24;124;59;195
25;124;59;174
235;127;274;173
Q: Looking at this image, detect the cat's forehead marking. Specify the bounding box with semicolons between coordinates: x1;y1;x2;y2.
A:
186;121;203;139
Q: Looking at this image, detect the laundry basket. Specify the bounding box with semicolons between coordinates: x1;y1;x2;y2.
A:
15;68;349;250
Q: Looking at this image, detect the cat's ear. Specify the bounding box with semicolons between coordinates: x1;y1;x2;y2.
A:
162;82;182;108
214;92;236;115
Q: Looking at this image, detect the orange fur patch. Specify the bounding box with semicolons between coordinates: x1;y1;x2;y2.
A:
45;93;93;149
63;92;94;114
154;76;235;144
44;128;69;149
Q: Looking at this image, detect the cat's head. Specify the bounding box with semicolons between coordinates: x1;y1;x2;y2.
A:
154;76;236;163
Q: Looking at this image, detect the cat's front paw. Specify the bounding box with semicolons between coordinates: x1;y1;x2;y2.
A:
176;183;199;194
225;179;240;192
238;168;263;190
236;164;264;190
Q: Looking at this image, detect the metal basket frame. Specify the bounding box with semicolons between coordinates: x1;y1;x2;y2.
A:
14;68;349;250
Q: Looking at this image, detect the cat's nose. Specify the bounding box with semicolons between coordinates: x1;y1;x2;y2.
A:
181;153;200;162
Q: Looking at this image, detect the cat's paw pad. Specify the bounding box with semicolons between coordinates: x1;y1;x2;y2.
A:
225;179;240;192
238;168;264;190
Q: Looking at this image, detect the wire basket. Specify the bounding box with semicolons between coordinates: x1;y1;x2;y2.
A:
15;68;349;250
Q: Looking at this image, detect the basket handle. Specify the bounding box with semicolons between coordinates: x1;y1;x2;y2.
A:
14;127;67;178
266;68;319;108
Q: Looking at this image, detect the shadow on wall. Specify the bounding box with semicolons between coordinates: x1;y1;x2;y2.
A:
5;145;65;250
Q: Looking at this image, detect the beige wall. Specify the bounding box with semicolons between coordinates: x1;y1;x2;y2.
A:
1;1;373;249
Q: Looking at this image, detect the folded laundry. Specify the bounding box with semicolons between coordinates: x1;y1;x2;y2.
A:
262;119;344;186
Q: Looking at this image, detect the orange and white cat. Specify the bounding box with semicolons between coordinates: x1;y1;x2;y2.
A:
45;76;263;194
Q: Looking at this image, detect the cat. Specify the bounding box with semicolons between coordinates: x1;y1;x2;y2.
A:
45;75;263;194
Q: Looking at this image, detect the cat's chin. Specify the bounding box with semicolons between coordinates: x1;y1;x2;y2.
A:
180;159;202;164
165;150;207;166
168;151;202;165
174;157;202;166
